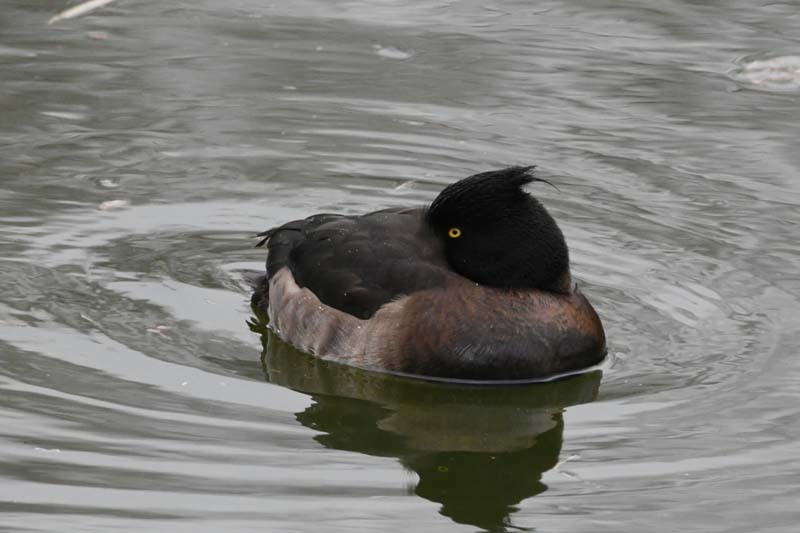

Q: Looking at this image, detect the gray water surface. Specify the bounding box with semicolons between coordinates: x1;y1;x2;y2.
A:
2;1;800;532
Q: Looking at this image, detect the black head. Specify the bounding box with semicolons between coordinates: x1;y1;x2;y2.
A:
426;166;570;292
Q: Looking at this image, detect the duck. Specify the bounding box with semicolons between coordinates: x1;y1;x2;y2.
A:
251;166;606;381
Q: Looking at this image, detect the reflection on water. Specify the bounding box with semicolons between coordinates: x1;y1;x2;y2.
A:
255;319;600;531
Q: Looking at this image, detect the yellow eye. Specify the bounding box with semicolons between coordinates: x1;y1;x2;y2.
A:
448;227;462;239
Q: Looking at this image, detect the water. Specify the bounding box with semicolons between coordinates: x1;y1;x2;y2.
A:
1;1;799;531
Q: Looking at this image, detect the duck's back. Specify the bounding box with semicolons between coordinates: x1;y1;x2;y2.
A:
255;207;459;319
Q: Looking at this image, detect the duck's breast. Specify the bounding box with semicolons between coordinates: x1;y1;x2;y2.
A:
389;282;606;380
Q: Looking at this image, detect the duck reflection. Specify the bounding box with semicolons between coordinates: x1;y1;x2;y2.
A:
253;322;601;532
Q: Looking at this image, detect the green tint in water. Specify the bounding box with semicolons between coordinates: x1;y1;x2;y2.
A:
254;319;600;531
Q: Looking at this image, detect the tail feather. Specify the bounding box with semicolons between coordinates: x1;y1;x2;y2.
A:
254;228;278;248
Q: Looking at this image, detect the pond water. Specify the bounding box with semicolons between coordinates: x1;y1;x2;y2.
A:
2;1;799;531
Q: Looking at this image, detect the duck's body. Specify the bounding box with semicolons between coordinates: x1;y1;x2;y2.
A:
252;167;606;380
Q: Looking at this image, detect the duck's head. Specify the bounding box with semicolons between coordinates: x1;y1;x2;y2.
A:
425;166;570;292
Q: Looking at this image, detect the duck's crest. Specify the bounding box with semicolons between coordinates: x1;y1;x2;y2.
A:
478;165;559;192
459;165;538;193
434;165;558;201
502;165;538;187
428;165;550;223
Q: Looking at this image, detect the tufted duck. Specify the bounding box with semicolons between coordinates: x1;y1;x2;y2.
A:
251;166;606;380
